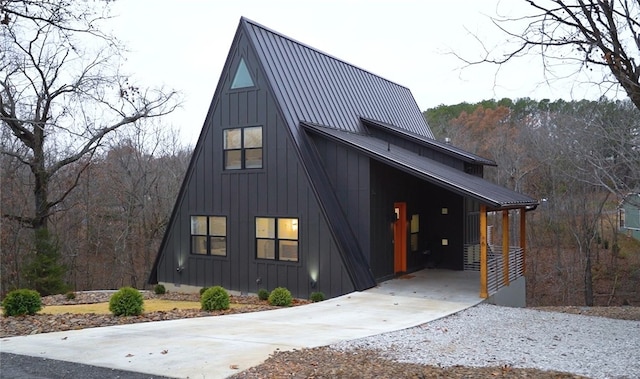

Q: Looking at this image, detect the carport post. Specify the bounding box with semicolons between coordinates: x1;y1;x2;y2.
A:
520;208;526;273
502;210;510;286
480;205;488;298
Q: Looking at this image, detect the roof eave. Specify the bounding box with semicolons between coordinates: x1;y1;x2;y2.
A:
302;122;537;210
360;117;498;167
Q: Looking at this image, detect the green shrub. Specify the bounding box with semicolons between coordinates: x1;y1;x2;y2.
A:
154;284;166;295
199;286;210;296
201;286;230;311
310;291;325;302
268;287;292;307
257;288;269;301
65;291;76;300
2;289;42;316
109;287;144;316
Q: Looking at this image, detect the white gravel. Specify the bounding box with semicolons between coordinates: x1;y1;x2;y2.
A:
332;303;640;379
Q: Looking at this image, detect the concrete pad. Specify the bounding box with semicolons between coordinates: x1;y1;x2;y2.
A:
0;270;484;379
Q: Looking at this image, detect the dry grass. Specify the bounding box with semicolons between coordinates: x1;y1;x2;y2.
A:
40;299;247;315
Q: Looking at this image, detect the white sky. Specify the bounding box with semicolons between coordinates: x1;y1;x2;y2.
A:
108;0;618;146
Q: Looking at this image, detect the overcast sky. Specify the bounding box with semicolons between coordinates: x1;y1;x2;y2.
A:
108;1;616;145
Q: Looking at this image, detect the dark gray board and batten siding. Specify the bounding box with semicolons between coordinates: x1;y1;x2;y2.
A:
151;17;538;300
154;28;354;298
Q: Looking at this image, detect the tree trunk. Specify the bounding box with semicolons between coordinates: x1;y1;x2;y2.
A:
584;249;594;306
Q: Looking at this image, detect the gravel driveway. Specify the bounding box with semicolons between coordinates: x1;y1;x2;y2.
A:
333;303;640;379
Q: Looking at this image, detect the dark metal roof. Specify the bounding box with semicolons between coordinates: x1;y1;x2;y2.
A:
242;17;434;138
361;117;497;166
302;122;538;209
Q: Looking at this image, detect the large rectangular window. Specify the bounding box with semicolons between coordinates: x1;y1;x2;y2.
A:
191;216;227;256
256;217;298;262
223;126;262;170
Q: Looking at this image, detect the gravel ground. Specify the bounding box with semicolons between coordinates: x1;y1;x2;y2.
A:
234;304;640;379
331;304;640;379
2;292;639;378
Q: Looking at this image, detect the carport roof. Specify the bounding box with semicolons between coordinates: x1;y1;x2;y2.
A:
302;122;538;209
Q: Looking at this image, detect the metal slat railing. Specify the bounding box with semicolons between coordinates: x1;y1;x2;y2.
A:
464;243;525;296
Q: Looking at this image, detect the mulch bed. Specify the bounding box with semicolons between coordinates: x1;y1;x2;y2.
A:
3;291;638;378
0;291;308;338
228;347;590;378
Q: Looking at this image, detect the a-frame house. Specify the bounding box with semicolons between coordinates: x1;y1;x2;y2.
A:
149;17;538;303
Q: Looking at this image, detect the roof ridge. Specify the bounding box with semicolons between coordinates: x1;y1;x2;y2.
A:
240;16;412;92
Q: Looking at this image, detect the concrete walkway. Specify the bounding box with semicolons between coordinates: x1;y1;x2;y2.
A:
0;269;484;379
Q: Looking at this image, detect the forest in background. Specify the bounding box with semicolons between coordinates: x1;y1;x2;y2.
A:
2;0;639;308
1;124;190;293
2;97;638;306
425;98;640;306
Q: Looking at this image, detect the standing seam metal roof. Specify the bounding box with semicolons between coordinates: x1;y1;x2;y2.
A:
244;18;434;138
361;117;497;166
302;122;538;209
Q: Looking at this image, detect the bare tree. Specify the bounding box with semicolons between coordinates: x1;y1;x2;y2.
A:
0;1;178;292
464;1;640;110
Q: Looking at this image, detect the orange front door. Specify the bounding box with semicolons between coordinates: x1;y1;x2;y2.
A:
393;202;407;274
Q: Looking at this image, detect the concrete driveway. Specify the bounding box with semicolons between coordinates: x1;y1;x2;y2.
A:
0;269;483;379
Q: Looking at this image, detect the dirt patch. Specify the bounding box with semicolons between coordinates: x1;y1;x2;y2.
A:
40;299;205;315
229;346;590;379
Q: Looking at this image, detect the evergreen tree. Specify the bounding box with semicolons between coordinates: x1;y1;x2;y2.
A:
22;229;68;295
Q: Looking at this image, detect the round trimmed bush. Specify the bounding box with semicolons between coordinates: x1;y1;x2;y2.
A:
109;287;144;316
257;288;269;301
199;286;210;296
201;286;230;311
154;284;166;295
268;287;292;307
2;289;42;316
310;291;325;303
65;291;76;300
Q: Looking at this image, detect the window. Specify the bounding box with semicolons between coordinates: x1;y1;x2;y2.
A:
256;217;298;262
224;126;262;170
191;216;226;256
230;58;255;89
410;214;419;252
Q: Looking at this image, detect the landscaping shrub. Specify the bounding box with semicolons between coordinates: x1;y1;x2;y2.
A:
109;287;144;316
199;286;210;296
65;291;76;300
310;291;325;302
154;284;166;295
268;287;292;306
257;288;269;301
201;286;230;311
2;289;42;316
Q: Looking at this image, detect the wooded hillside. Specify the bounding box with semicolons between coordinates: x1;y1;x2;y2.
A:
426;98;640;306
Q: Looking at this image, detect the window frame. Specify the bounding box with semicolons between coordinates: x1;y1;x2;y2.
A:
190;215;227;257
230;57;255;90
410;214;419;252
255;216;299;262
223;126;263;170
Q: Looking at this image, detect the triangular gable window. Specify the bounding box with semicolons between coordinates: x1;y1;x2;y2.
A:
230;58;254;89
